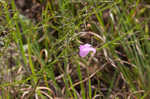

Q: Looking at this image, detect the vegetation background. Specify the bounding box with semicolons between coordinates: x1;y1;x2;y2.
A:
0;0;150;98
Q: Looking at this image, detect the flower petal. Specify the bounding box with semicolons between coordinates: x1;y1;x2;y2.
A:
79;43;96;57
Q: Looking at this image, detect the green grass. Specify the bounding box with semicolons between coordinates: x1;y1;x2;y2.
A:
0;0;150;98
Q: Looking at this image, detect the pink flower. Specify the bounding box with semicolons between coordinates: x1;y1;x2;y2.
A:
79;43;96;57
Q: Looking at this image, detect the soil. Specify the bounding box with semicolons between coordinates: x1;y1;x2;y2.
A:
15;0;42;21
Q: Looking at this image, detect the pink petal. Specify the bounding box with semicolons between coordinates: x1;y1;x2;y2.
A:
79;43;96;57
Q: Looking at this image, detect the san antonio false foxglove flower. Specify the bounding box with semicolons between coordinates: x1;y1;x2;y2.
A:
79;43;96;58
